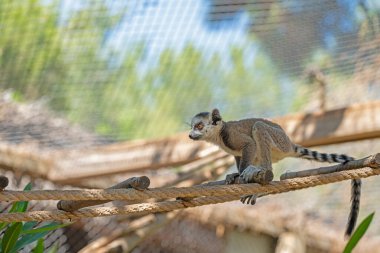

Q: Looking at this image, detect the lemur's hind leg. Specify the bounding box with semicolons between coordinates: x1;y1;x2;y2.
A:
240;121;293;185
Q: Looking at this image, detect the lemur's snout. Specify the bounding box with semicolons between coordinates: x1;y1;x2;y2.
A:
189;132;201;140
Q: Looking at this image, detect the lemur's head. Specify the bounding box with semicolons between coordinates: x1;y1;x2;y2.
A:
189;108;223;141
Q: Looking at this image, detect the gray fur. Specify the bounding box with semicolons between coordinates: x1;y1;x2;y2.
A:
189;108;361;236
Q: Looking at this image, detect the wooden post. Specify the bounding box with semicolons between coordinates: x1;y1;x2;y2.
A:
275;232;306;253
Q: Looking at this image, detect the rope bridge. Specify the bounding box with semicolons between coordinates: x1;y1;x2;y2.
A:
0;154;379;223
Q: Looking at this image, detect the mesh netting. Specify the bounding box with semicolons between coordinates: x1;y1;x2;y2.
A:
0;0;379;141
0;0;380;252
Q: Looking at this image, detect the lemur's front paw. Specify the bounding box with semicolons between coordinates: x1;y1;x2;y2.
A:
240;194;257;205
240;165;274;184
225;173;240;185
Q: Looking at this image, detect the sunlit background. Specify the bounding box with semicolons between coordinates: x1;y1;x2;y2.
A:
1;0;379;141
0;0;380;252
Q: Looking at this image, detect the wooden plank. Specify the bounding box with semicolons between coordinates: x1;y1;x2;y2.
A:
274;101;380;147
0;143;55;179
2;101;379;183
51;101;380;182
49;133;220;183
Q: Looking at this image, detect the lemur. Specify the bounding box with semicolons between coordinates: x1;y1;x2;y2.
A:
189;108;361;237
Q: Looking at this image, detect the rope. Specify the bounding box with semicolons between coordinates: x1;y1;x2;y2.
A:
0;166;379;222
1;162;379;203
0;195;239;222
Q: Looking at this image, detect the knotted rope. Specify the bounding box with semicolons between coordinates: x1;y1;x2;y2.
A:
0;154;379;222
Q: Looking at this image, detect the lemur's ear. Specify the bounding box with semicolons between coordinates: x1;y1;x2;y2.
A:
211;108;222;125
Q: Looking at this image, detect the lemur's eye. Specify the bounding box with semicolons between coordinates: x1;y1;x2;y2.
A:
195;123;204;130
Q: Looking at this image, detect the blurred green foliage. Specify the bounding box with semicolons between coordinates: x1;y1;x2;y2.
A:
0;0;375;140
0;183;70;253
344;212;375;253
0;0;284;140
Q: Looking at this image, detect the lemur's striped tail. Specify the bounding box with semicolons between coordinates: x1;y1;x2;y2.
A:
294;145;353;163
294;145;361;237
346;179;361;237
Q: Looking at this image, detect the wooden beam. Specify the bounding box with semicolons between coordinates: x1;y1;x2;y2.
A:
49;133;219;183
187;205;347;252
187;203;380;253
275;232;306;253
0;143;56;179
274;101;380;147
55;101;380;182
1;101;379;183
79;212;178;253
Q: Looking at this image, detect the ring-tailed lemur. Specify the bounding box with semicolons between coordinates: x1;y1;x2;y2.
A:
189;108;360;237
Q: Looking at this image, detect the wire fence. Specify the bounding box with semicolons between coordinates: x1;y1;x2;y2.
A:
0;0;380;252
0;0;379;141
